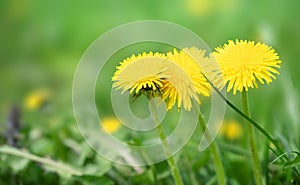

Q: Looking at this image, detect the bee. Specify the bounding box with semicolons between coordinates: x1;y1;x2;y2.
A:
132;82;163;101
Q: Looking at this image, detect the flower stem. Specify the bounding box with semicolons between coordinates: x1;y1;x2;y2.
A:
149;99;184;185
201;73;300;179
201;73;283;156
242;91;262;185
198;113;226;185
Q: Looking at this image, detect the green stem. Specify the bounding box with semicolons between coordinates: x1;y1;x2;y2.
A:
201;73;284;156
149;99;184;185
200;73;300;178
242;91;262;185
198;113;226;185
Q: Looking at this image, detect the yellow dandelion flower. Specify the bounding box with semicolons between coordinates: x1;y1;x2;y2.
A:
162;48;211;111
213;39;281;94
25;90;50;110
221;120;242;140
112;48;212;111
112;52;170;96
101;118;121;133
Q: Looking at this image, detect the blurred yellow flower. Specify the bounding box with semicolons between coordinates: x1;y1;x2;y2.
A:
185;0;214;17
101;118;121;134
25;90;50;110
162;48;211;111
221;120;242;140
213;40;281;94
184;0;238;17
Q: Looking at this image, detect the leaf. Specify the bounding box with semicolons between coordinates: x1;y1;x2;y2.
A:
270;151;300;165
155;161;171;180
77;141;94;165
74;175;114;185
129;169;155;185
94;155;113;175
30;138;54;156
284;156;300;169
0;145;82;177
1;154;29;173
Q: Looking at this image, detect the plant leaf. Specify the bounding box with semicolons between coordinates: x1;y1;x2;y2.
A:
284;156;300;169
0;145;82;177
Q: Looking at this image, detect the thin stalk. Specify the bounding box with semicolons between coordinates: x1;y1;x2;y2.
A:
198;113;226;185
242;91;262;185
218;86;299;178
149;99;184;185
203;73;284;158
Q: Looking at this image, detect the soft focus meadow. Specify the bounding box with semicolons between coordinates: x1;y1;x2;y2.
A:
1;0;300;185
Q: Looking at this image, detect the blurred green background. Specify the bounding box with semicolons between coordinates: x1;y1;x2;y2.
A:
1;0;300;184
1;0;300;119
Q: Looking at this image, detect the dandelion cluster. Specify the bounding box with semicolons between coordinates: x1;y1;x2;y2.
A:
112;39;281;110
112;47;211;111
111;39;282;185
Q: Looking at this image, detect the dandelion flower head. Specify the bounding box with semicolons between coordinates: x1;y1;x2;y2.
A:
213;39;281;94
112;52;170;96
162;47;211;111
